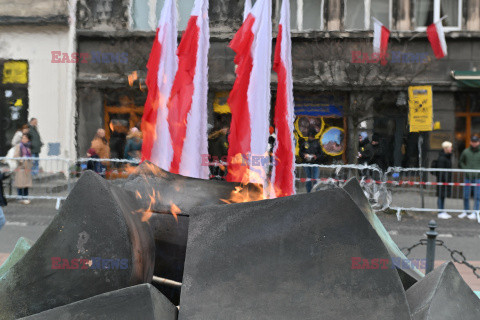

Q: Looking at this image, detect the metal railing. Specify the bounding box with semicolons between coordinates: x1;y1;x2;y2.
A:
2;155;480;218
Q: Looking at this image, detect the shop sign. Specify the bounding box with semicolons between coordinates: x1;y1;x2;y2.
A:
408;86;433;132
3;61;28;84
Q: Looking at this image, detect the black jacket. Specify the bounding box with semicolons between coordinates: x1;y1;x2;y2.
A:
435;151;452;198
358;139;374;165
0;172;9;207
299;138;325;164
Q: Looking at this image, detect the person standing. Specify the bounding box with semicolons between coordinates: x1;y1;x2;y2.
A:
435;141;453;219
0;168;9;230
14;134;33;204
90;129;111;160
124;127;143;161
28;118;43;176
300;131;324;193
370;133;387;171
459;135;480;219
358;132;373;165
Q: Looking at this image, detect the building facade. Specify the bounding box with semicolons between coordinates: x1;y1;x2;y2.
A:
71;0;480;167
0;0;76;160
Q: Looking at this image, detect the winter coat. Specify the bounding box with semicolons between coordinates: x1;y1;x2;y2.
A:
28;125;43;154
13;145;33;188
124;138;143;160
0;172;8;207
299;138;325;164
11;131;23;147
358;139;374;165
370;142;387;171
459;146;480;179
90;137;110;160
435;151;452;198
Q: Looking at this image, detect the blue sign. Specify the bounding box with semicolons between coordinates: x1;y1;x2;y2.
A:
294;95;344;117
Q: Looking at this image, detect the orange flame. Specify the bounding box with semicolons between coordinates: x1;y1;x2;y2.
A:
170;202;180;222
128;71;138;87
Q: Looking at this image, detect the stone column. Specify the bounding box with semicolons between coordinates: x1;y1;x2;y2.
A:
326;0;342;31
395;0;412;31
466;0;480;30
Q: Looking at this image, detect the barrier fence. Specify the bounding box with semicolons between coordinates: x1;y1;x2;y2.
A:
1;156;480;219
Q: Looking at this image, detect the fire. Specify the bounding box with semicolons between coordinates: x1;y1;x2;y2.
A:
170;203;180;222
128;71;138;87
221;153;266;204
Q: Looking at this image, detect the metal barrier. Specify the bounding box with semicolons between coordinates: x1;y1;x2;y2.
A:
385;167;480;216
2;155;480;219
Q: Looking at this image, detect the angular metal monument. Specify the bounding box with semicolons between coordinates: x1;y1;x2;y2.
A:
342;178;424;289
179;188;412;319
406;262;480;320
20;284;178;320
0;171;155;319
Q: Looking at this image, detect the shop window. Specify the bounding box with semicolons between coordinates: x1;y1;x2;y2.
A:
290;0;325;31
131;0;195;31
415;0;461;31
455;94;480;159
104;96;144;159
344;0;392;30
0;60;29;156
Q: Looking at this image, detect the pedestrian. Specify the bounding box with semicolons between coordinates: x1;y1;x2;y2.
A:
0;167;10;230
459;135;480;220
358;132;373;165
435;141;453;219
300;130;324;193
90;129;110;160
13;134;33;204
369;133;387;171
28;118;43;176
6;124;29;171
86;148;106;177
124;127;143;161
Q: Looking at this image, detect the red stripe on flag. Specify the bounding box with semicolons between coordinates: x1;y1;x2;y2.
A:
167;16;200;174
427;23;445;59
226;14;255;182
273;24;294;197
380;26;390;65
141;28;162;162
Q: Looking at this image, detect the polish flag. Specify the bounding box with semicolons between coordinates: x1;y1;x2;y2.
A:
227;0;272;184
272;0;295;197
372;17;390;62
141;0;177;169
243;0;252;21
427;20;448;59
166;0;210;179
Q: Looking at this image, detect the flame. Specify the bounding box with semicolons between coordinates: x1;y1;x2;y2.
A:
128;71;138;87
170;203;180;222
109;122;114;132
221;153;266;204
135;191;142;199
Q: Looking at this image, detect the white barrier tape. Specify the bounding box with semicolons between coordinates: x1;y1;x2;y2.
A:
77;158;141;164
387;166;480;173
5;195;67;201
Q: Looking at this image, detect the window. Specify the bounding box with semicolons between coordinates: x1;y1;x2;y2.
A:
131;0;195;31
344;0;392;30
289;0;325;31
415;0;461;31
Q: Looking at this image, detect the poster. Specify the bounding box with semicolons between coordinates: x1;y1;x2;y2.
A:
408;86;433;132
3;61;28;84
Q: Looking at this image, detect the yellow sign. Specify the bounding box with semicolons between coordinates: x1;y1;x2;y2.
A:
3;61;28;84
213;92;231;114
408;86;433;132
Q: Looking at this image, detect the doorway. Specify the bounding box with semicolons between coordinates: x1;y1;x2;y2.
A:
454;93;480;159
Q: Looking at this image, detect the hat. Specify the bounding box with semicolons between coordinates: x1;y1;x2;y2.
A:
371;133;380;142
471;135;480;142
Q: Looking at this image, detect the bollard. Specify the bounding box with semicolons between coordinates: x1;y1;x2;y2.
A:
425;220;438;274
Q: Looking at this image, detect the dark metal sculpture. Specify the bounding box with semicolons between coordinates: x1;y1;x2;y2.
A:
0;171;155;319
20;284;178;320
406;262;480;319
179;188;412;319
342;178;424;289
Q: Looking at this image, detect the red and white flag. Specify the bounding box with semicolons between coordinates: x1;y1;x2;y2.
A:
272;0;295;197
427;19;448;59
243;0;252;21
141;0;177;169
227;0;272;184
372;17;390;59
167;0;210;179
